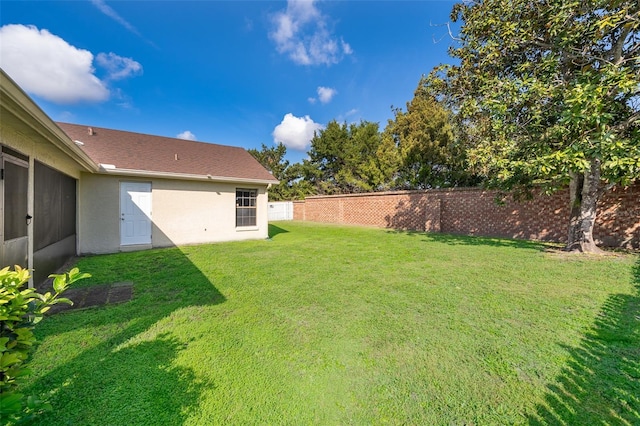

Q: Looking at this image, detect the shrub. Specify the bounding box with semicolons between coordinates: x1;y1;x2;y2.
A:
0;265;90;424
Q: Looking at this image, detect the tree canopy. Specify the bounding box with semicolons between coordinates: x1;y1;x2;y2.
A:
384;78;481;189
426;0;640;251
302;120;395;194
248;143;313;201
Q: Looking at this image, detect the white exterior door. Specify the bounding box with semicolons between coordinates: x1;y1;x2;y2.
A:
120;182;152;246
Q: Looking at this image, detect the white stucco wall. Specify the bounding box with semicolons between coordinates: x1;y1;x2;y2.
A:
77;173;120;254
78;173;270;254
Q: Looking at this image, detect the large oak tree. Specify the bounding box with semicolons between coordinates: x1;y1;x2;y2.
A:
427;0;639;252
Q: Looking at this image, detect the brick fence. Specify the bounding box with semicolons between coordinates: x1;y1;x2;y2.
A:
292;184;640;249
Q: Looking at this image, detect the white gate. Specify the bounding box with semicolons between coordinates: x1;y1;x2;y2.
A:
268;201;293;221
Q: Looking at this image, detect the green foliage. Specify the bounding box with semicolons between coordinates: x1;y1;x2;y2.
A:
248;142;288;184
383;77;482;189
427;0;640;191
303;120;395;194
248;142;314;201
0;265;90;424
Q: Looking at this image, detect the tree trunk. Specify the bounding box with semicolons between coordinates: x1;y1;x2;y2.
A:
566;159;603;253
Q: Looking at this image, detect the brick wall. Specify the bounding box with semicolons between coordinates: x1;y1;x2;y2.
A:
595;185;640;248
292;184;640;249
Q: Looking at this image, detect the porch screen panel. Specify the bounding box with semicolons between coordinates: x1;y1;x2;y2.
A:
4;161;28;240
60;171;76;238
34;162;76;251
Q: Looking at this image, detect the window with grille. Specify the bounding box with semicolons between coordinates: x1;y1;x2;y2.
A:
236;189;257;227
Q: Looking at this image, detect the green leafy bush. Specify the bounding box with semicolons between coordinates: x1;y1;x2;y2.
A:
0;265;90;423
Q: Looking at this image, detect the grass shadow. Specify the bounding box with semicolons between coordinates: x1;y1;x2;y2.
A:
527;255;640;424
269;223;290;239
24;246;226;425
386;228;552;251
424;232;556;251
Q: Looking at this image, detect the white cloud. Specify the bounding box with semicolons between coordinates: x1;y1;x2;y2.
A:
307;97;317;104
273;113;323;151
269;0;352;66
0;24;109;103
335;108;359;123
91;0;139;37
341;39;353;55
96;52;143;81
317;86;336;103
0;24;142;105
57;111;76;122
244;17;254;32
90;0;158;49
177;130;197;141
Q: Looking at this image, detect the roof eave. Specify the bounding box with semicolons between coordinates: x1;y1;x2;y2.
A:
98;165;280;185
0;69;99;172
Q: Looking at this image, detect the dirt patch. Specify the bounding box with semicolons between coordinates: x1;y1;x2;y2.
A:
46;282;134;314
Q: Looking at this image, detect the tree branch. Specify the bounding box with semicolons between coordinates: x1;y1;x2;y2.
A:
429;21;462;42
613;111;640;132
612;22;635;65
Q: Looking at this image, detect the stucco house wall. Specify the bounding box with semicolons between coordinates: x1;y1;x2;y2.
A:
151;179;269;247
77;173;120;254
78;173;269;254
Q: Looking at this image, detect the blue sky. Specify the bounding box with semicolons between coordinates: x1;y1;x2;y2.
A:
1;1;459;163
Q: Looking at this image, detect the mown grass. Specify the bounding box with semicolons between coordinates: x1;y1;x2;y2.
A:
25;222;639;425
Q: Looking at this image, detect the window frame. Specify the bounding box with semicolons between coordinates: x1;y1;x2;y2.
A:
235;188;258;228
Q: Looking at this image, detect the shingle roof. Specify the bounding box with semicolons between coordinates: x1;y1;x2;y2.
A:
57;122;278;184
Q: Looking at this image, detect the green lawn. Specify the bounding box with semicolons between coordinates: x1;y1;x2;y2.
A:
25;222;639;425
